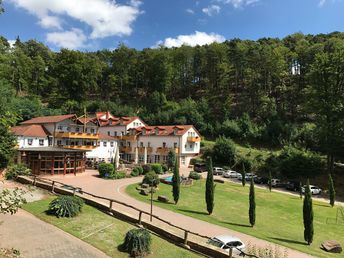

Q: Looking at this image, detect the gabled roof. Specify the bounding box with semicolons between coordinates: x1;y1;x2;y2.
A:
21;114;76;124
133;125;198;136
11;125;50;138
95;111;145;127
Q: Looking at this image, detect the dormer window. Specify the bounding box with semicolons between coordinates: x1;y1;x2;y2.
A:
109;119;112;125
173;128;178;135
142;128;146;135
155;128;159;135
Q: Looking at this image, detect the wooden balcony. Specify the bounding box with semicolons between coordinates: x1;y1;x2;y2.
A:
156;147;179;155
119;146;132;153
55;132;99;140
137;147;153;154
187;136;201;143
63;145;96;150
121;135;137;141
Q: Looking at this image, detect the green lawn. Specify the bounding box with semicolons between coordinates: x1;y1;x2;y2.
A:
126;180;344;258
22;197;199;258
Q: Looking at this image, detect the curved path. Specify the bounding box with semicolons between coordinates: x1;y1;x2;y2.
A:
48;170;314;258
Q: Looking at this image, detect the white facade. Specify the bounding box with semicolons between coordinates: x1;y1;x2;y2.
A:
86;138;118;162
16;136;49;148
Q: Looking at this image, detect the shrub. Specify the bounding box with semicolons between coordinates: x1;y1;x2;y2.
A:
142;164;152;174
212;136;236;166
5;164;31;180
222;119;241;139
189;171;201;180
190;157;203;166
151;163;163;174
48;196;84;218
123;228;151;257
131;168;140;177
114;171;126;179
137;166;144;175
161;164;168;173
98;163;114;178
142;172;159;187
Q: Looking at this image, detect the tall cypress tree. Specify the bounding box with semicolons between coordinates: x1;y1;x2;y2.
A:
205;157;215;215
249;177;256;227
172;158;180;204
268;171;272;192
329;173;335;207
303;179;314;245
241;163;246;187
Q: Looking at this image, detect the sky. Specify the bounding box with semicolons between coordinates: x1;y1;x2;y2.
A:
1;0;344;51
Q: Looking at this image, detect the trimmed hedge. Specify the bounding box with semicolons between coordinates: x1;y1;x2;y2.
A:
151;163;163;174
98;163;114;178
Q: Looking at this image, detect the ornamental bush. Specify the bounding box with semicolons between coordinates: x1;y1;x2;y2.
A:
142;172;159;187
98;163;114;178
142;164;152;174
5;163;31;180
137;166;144;175
114;171;127;179
189;171;201;180
131;168;140;177
151;163;163;174
48;196;84;218
123;228;151;257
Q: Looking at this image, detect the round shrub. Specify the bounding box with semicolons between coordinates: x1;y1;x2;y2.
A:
137;166;144;175
114;171;127;179
131;168;140;177
48;196;84;218
151;163;163;174
5;164;31;180
98;163;114;178
142;164;152;174
189;171;202;180
142;172;159;187
123;228;151;257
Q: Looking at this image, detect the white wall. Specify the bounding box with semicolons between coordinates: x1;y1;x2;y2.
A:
86;140;118;162
99;125;126;137
126;118;145;130
16;136;49;148
180;127;200;154
138;135;180;150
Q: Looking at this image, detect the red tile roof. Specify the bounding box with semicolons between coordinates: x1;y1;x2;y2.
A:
21;114;76;124
132;125;197;136
98;133;116;140
11;125;50;137
95;111;144;127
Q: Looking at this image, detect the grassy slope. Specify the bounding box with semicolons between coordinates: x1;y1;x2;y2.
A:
126;180;343;258
23;197;199;258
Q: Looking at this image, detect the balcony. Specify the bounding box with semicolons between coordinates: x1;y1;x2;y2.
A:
187;136;201;143
156;147;179;155
137;147;153;154
121;135;137;141
119;146;132;153
55;132;99;140
63;145;96;150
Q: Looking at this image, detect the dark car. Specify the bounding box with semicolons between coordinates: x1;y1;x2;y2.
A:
286;181;301;192
194;163;207;172
254;176;269;184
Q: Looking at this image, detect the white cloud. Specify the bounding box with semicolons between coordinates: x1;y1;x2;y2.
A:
8;0;142;38
319;0;326;5
202;5;221;16
215;0;259;8
154;31;225;48
186;8;195;14
46;28;87;50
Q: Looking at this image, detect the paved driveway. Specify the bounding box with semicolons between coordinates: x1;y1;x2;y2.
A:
48;170;314;258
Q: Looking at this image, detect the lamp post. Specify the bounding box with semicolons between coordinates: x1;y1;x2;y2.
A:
150;178;156;222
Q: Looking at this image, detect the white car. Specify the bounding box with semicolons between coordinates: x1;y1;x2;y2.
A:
213;167;225;175
223;170;241;178
302;185;322;195
208;235;245;255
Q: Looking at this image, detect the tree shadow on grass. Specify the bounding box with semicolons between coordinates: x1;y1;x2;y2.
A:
269;237;307;246
222;221;252;228
117;243;128;254
313;203;330;208
178;208;208;215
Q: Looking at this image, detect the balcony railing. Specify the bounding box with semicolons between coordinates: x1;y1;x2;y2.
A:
156;147;179;155
55;132;99;140
137;147;153;154
119;146;132;153
187;136;201;143
63;145;96;150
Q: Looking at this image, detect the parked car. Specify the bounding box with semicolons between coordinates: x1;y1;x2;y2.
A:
254;176;269;184
194;163;207;172
271;179;284;187
223;170;241;178
302;185;322;195
213;167;225;175
245;173;256;180
208;235;245;255
286;181;301;192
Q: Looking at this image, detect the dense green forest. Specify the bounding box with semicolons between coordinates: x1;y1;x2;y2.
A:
1;32;344;173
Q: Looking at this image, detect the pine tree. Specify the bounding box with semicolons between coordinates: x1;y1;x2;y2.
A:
303;179;314;245
172;159;180;204
249;177;256;227
167;150;176;171
205;157;215;215
241;163;246;187
329;173;335;207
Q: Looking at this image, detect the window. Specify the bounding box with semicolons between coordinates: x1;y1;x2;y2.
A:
148;142;151;147
190;144;193;148
174;142;177;148
139;155;144;163
181;156;186;165
28;139;33;146
67;127;71;132
163;142;166;148
57;125;63;130
57;140;62;146
154;155;160;163
103;141;107;147
163;155;168;162
114;131;117;136
140;142;144;147
76;127;80;132
108;131;110;136
90;128;95;133
39;139;44;146
110;142;114;147
128;142;131;147
109;120;112;125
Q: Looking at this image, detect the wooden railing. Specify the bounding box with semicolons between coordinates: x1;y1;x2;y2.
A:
17;175;248;258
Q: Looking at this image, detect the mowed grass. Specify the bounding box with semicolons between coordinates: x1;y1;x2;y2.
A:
126;180;344;258
22;197;200;258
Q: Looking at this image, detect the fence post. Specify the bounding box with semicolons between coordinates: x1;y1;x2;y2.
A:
73;188;76;196
33;175;36;186
138;211;143;226
109;200;113;211
228;247;233;258
51;181;55;193
183;231;190;249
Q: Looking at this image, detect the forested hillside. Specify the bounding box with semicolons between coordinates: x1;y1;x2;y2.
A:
0;32;344;170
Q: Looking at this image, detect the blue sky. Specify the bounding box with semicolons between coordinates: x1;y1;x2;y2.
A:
1;0;344;50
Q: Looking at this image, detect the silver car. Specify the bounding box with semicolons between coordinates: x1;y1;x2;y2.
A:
208;235;245;255
223;170;241;178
